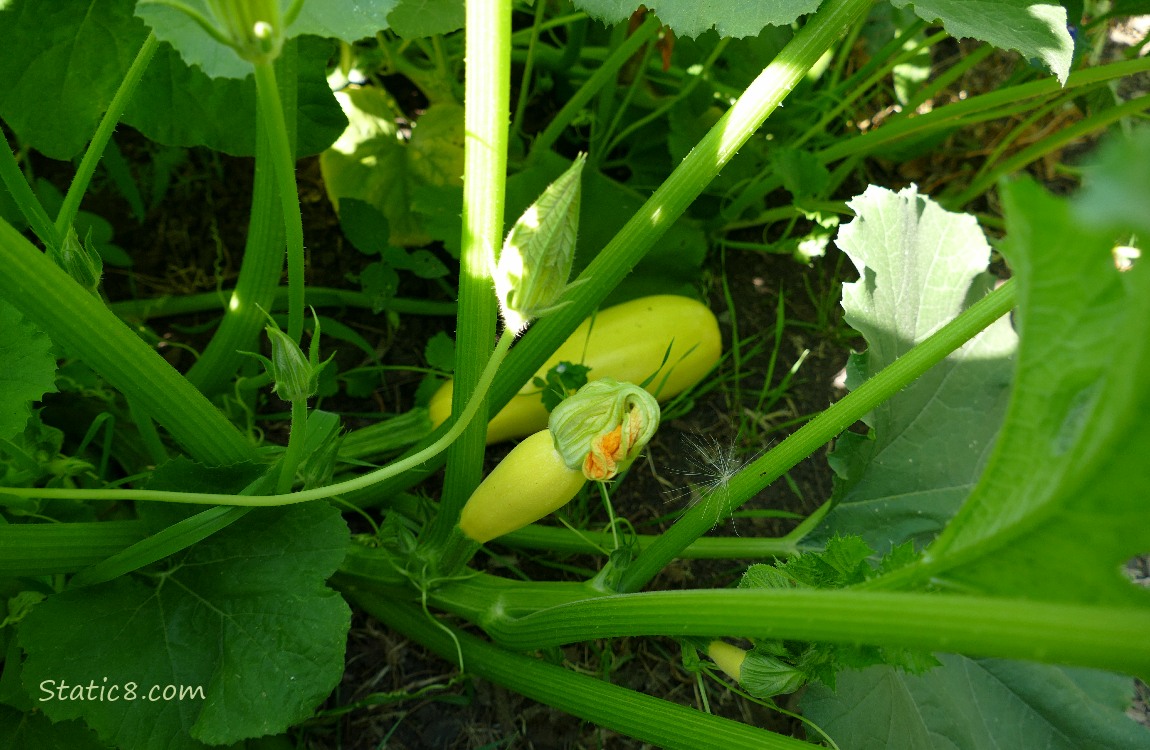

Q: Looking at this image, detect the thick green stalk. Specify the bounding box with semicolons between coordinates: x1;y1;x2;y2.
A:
478;588;1150;677
55;33;159;238
425;0;512;549
252;60;305;343
344;590;810;750
0;522;148;576
0;220;256;466
186;41;297;394
614;280;1018;593
356;0;877;504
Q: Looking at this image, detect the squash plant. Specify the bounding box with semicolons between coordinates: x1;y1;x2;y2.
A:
1;0;1149;748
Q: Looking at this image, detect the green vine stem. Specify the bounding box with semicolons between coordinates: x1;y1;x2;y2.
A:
0;220;256;466
343;590;811;750
613;279;1017;593
355;0;878;505
54;33;159;239
424;0;512;550
3;331;517;506
186;41;297;394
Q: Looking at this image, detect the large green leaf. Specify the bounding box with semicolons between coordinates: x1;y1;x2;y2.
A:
0;300;57;443
801;655;1150;749
573;0;821;38
136;0;396;80
890;1;1073;82
921;175;1150;606
0;0;149;160
18;503;350;749
812;185;1016;551
121;35;346;157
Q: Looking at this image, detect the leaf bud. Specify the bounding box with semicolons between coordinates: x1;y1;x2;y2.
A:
493;154;585;334
548;378;660;480
244;309;332;402
50;228;103;296
264;325;316;402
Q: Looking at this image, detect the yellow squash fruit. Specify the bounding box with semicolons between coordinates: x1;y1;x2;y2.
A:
430;295;721;443
706;640;747;682
459;430;587;543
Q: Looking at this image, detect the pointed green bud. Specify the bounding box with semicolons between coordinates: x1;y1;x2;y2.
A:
264;325;316;402
50;228;103;296
245;308;332;402
548;378;660;481
494;154;585;334
206;0;284;64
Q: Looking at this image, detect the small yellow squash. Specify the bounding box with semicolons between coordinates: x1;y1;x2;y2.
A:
430;295;721;443
458;430;587;543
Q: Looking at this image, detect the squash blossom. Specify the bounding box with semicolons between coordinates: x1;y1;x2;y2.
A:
550;378;660;481
493;154;586;334
458;379;660;543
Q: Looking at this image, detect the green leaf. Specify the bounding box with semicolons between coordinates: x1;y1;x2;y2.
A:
889;1;1073;83
801;655;1150;750
424;331;456;372
0;0;149;160
0;704;107;750
340;199;391;256
572;0;822;39
290;0;399;47
0;300;57;443
360;261;400;314
18;503;351;749
406;102;466;187
532;361;593;412
1074;127;1150;237
136;0;396;80
813;185;1017;552
921;177;1150;605
122;36;346;157
387;0;465;39
320;86;426;245
771;148;830;201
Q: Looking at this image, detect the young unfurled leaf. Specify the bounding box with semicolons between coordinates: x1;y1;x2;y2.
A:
493;154;586;334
